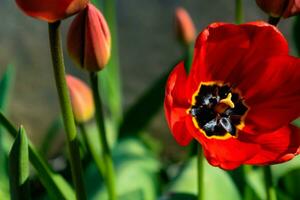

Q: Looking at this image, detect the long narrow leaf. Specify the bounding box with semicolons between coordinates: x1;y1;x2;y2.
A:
0;65;15;199
40;117;63;156
9;126;30;200
0;112;75;199
0;65;15;111
118;62;178;138
97;0;123;125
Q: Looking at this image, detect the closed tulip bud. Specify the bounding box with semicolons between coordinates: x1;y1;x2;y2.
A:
175;7;196;45
15;0;88;22
67;3;111;72
256;0;300;18
66;75;95;123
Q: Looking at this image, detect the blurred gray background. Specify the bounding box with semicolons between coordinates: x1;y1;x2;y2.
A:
0;0;295;156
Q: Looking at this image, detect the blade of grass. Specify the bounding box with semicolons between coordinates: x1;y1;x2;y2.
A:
0;65;15;199
0;112;75;199
40;117;63;156
118;61;178;139
94;0;122;126
9;126;30;200
0;65;15;111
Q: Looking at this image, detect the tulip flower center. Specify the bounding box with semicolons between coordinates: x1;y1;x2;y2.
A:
189;82;248;139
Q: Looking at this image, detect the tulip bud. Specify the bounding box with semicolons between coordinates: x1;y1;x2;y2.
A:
67;3;111;72
66;75;95;123
255;0;300;18
175;7;196;45
15;0;88;22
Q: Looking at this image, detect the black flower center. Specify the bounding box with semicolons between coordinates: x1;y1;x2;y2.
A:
189;82;248;138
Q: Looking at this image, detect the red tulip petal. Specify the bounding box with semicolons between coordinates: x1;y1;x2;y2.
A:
16;0;88;22
164;62;193;146
188;22;288;96
242;56;300;132
185;117;260;170
245;125;300;165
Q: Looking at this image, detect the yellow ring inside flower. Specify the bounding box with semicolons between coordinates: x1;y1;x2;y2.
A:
188;81;248;140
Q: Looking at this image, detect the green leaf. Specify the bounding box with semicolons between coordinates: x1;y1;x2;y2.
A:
168;158;241;200
85;138;160;200
244;159;300;200
92;0;122;126
244;167;265;200
40;117;63;156
9;126;30;200
0;65;15;199
90;0;102;8
292;118;300;128
118;61;177;138
279;169;300;200
0;112;75;199
271;157;300;200
0;64;15;111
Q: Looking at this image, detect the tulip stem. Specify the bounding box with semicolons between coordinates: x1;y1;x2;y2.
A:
268;16;281;26
243;165;254;200
89;72;117;200
48;21;87;200
263;166;277;200
78;123;105;176
235;0;243;24
197;144;204;200
184;43;194;74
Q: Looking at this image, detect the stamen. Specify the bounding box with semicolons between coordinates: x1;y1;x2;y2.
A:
189;83;247;138
220;93;235;109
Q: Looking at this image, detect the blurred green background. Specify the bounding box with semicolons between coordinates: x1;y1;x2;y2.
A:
0;0;296;158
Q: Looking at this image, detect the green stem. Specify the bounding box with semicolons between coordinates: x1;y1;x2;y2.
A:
89;72;117;200
263;166;277;200
243;165;254;200
78;123;105;176
235;0;243;24
184;43;194;74
0;112;75;199
48;21;86;200
197;144;204;200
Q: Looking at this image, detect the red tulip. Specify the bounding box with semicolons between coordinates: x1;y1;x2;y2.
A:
15;0;88;22
256;0;300;18
66;75;94;123
67;3;111;72
164;22;300;170
175;7;196;45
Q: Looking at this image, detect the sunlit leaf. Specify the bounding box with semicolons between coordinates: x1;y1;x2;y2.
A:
271;156;300;181
244;167;265;200
85;138;160;200
0;65;15;199
9;126;30;200
168;158;241;200
0;112;75;199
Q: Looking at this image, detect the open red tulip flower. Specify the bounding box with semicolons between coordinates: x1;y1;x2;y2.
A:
164;21;300;170
15;0;88;22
